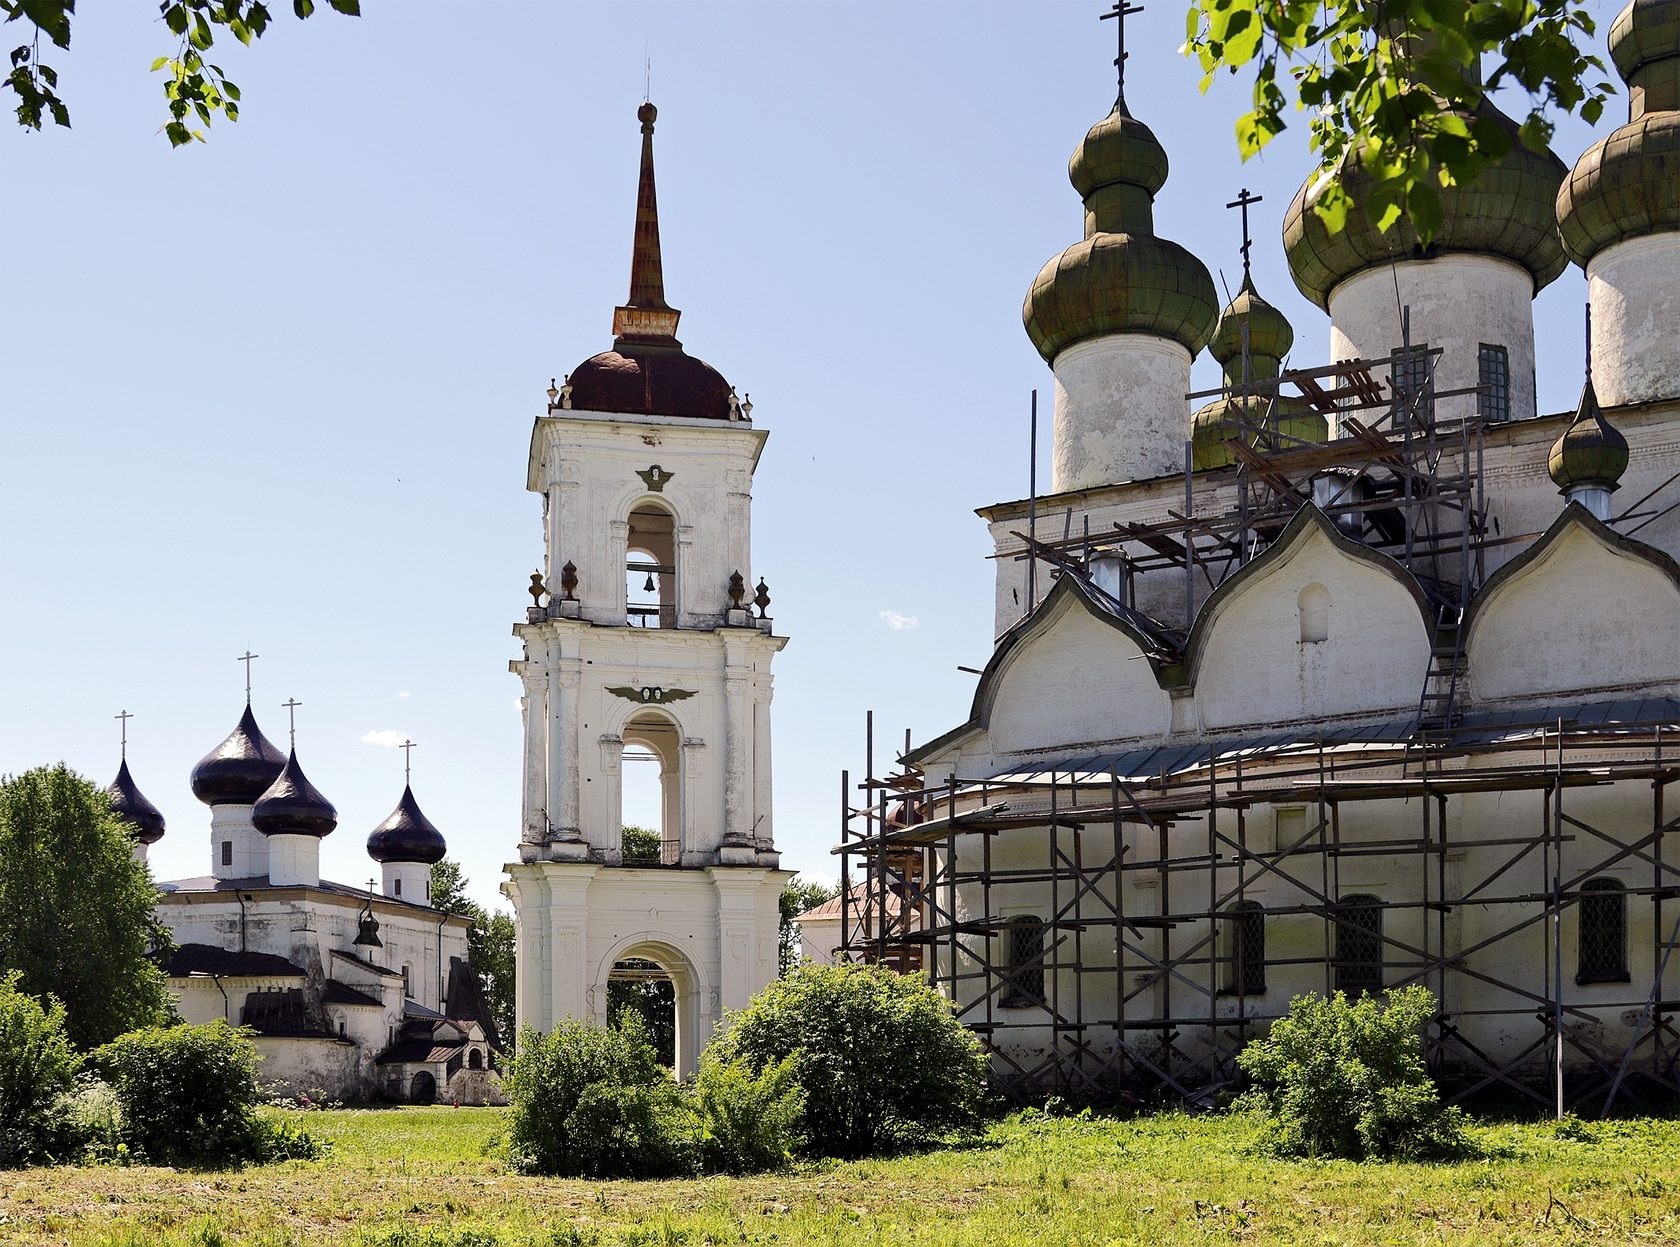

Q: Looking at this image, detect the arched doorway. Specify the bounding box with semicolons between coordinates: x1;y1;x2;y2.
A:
409;1070;437;1103
597;939;703;1077
620;711;680;865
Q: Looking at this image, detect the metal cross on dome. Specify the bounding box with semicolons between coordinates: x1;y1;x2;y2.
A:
115;709;133;759
237;650;259;703
400;738;417;784
1227;187;1263;282
1100;2;1144;100
282;697;302;749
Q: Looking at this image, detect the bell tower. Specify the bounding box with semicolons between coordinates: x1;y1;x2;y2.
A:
503;103;790;1075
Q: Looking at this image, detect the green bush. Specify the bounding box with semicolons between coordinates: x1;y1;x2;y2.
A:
695;1051;804;1173
564;1078;699;1178
0;970;81;1166
709;962;991;1158
58;1075;126;1163
96;1020;280;1167
1235;986;1470;1160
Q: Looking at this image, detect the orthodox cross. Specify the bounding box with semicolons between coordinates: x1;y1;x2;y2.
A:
400;738;417;784
1584;302;1593;378
1100;2;1144;99
1226;187;1263;282
237;650;259;703
281;697;302;749
115;709;133;759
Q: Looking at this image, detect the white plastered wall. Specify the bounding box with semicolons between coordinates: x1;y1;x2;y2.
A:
1327;255;1538;426
1465;517;1680;705
1589;234;1680;408
1051;334;1193;493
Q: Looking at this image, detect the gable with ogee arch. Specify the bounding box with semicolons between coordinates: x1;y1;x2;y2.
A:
981;579;1173;757
1464;507;1680;706
1187;507;1433;732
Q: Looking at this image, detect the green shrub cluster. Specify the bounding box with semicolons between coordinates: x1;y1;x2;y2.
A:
506;962;989;1177
1236;985;1470;1160
0;970;80;1165
504;1012;803;1178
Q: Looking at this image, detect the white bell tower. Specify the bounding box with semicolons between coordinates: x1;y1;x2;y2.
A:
503;102;790;1076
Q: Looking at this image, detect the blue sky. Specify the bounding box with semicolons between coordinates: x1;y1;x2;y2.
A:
1;2;1620;912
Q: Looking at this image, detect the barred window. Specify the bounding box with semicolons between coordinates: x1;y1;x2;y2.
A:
1390;345;1433;428
1478;343;1510;422
1336;894;1383;996
1221;901;1267;995
220;840;233;867
1578;878;1629;984
1000;917;1045;1008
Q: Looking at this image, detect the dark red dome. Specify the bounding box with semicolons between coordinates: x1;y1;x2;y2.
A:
252;750;338;839
108;759;165;845
367;785;447;865
565;344;734;421
190;705;287;807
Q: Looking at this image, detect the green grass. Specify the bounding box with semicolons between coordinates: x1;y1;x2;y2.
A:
5;1107;1680;1245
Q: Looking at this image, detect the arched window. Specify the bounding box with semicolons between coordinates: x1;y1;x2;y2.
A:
1221;901;1266;995
1335;895;1383;997
1578;878;1629;984
619;712;680;866
468;1048;484;1070
1000;917;1046;1008
626;503;676;628
1298;583;1330;644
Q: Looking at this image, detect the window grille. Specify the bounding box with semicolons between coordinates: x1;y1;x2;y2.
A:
1390;345;1433;428
1578;878;1629;984
1478;343;1510;422
1222;901;1267;995
1000;917;1045;1008
1335;895;1383;996
220;840;233;867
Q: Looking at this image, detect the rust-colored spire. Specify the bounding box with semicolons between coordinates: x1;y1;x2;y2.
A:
613;101;682;343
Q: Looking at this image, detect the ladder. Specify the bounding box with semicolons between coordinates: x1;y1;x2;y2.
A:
1417;603;1465;732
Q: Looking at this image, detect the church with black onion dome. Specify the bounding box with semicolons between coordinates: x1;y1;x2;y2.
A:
107;672;500;1104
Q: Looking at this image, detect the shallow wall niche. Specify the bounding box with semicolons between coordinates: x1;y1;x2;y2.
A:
1297;582;1330;644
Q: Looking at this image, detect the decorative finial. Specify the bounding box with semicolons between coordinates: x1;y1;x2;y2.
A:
1099;2;1144;103
753;577;771;618
728;388;740;419
238;650;259;704
529;571;548;606
547;377;559;407
115;709;133;760
728;570;746;609
1226;187;1263;284
400;738;416;785
281;698;302;750
740;392;753;420
560;561;579;600
560;375;573;409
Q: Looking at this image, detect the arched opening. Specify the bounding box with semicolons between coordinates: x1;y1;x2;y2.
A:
468;1048;484;1070
1335;894;1383;997
1298;582;1330;644
999;916;1046;1009
626;503;676;628
620;712;680;866
1221;900;1266;996
608;957;677;1068
409;1070;437;1103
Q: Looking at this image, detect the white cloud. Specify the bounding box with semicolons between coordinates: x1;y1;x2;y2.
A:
361;729;409;748
395;690;412;700
878;609;920;631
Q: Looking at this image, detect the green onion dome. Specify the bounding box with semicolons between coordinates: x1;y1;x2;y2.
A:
1556;0;1680;268
1283;98;1568;310
1191;276;1326;469
1548;378;1630;491
1023;98;1218;362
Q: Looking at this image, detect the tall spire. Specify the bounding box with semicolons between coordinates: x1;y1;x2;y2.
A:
614;101;682;344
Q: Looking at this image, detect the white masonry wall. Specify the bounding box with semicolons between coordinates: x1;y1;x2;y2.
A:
1051;334;1193;492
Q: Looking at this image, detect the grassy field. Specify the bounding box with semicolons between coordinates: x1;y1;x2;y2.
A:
4;1107;1680;1246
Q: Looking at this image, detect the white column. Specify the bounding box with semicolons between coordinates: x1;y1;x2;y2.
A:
752;681;774;848
722;673;751;843
210;804;266;880
711;869;772;1014
516;661;547;843
267;834;320;887
1589;233;1680;408
382;861;431;905
1051;334;1193;491
546;662;582;842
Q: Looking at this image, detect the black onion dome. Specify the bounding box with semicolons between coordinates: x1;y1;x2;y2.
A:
564;345;735;420
366;785;448;865
108;759;165;845
189;705;287;806
251;751;338;838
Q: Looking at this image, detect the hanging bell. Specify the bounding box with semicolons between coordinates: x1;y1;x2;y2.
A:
643;573;656;593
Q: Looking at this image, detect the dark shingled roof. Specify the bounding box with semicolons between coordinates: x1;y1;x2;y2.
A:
322;980;383;1008
366;785;448;865
108;758;165;845
167;943;304;979
190;704;287;807
252;750;338;839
